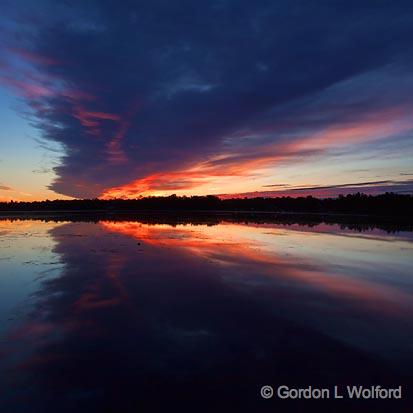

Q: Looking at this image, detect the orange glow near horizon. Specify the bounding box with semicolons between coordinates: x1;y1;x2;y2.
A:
0;191;74;203
1;99;412;202
99;107;413;200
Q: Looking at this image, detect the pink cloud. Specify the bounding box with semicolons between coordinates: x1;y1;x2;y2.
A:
8;47;62;66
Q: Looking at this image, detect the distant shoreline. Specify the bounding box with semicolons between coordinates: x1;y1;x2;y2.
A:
0;208;410;218
1;209;412;233
1;194;412;231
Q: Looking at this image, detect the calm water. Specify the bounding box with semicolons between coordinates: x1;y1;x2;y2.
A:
0;217;412;412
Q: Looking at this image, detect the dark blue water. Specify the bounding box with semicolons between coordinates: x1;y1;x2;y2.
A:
0;218;412;412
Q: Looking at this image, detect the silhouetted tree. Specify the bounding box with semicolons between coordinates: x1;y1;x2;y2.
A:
0;193;412;217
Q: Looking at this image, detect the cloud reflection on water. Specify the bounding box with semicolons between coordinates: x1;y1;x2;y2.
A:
0;219;412;412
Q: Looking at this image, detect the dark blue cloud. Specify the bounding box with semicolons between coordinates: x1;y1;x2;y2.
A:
1;0;413;197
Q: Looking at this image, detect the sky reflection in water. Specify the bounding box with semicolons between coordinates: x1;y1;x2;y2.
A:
0;218;412;412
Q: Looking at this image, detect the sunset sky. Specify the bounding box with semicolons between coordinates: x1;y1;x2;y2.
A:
1;0;413;201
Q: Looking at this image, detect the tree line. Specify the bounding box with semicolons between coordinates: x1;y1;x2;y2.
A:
0;192;412;217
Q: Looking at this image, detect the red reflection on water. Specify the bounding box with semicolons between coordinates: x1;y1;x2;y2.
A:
101;220;413;314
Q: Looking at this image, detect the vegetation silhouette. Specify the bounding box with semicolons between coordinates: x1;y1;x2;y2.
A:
0;192;412;220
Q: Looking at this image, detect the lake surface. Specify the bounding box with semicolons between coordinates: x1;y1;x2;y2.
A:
0;216;412;412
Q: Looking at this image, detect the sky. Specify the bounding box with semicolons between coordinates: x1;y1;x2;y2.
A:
0;0;413;201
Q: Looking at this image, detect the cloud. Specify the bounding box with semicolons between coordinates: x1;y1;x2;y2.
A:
285;180;412;192
0;184;12;191
1;1;413;197
262;184;290;188
32;166;52;174
219;179;413;198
